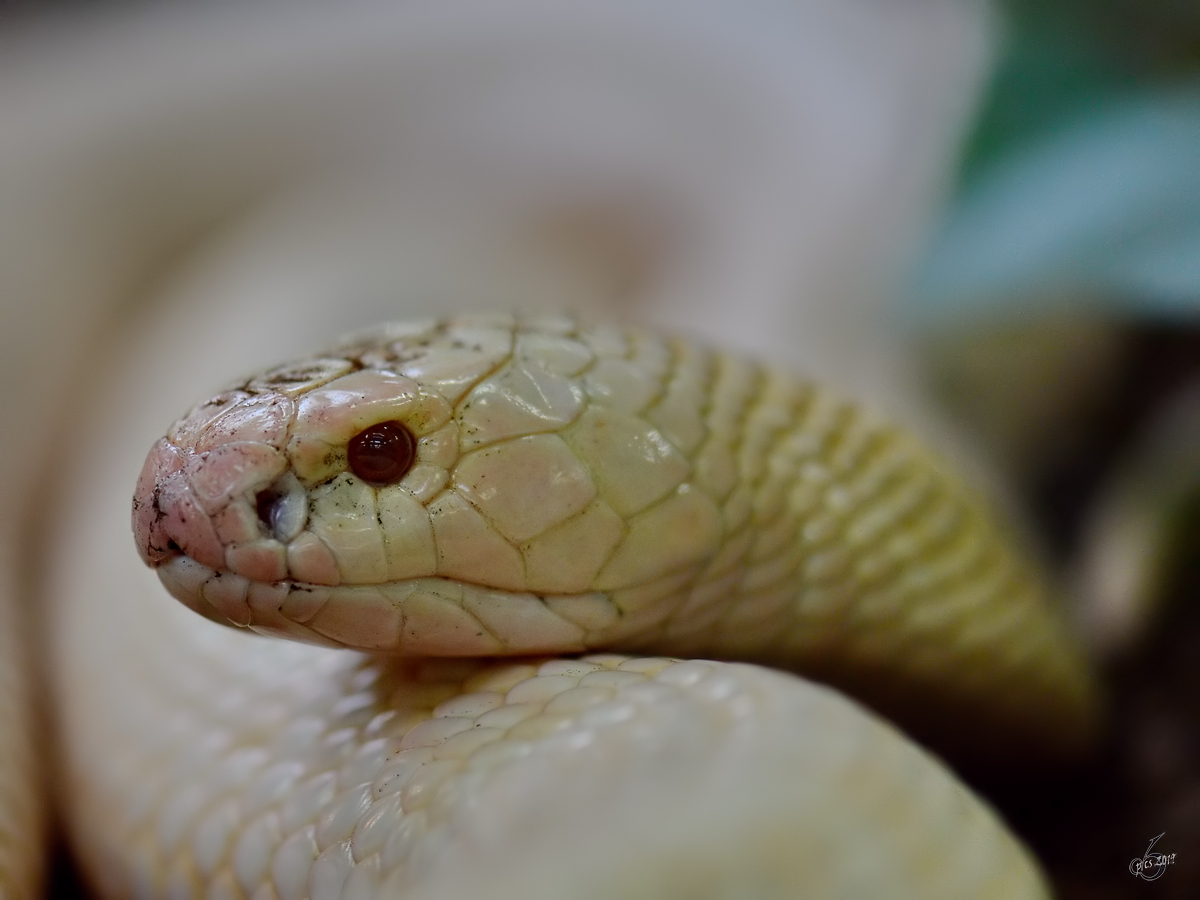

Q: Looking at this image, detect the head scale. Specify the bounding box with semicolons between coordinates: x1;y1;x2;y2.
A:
132;314;720;654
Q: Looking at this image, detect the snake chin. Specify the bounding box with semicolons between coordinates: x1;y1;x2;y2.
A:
156;554;599;656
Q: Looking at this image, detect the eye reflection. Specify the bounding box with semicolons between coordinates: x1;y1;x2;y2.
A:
348;421;417;486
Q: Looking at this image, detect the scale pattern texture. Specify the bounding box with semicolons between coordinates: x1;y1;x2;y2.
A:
134;314;1095;753
60;593;1050;900
54;312;1100;899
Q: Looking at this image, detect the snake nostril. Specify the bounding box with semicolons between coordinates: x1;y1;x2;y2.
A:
255;472;308;543
255;490;279;532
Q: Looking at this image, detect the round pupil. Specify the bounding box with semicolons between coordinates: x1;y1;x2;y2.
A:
347;421;417;485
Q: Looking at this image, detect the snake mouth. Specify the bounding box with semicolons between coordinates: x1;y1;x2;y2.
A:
157;555;593;655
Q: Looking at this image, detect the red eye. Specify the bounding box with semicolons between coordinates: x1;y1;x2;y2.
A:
347;421;417;485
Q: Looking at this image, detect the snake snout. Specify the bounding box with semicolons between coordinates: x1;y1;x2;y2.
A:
132;438;212;567
132;435;290;574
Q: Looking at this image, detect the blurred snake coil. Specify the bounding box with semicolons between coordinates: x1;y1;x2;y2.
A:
74;314;1097;898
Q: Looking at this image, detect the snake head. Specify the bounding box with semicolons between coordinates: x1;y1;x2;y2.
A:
131;354;449;647
132;314;714;654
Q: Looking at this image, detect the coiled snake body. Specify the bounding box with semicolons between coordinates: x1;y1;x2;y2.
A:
56;312;1099;899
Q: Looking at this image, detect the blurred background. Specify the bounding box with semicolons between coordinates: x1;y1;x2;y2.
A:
0;0;1196;897
912;2;1200;896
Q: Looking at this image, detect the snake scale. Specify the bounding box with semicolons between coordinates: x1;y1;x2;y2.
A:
0;5;1003;896
45;311;1099;898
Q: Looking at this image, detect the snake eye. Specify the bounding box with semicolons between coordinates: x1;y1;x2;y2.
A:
348;421;417;486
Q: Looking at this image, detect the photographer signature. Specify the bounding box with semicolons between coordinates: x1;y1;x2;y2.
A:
1129;833;1177;881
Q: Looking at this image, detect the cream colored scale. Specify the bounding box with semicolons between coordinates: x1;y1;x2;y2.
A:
44;310;1080;900
135;314;1096;757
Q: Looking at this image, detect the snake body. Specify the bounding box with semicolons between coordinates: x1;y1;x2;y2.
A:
40;312;1097;898
0;5;1013;895
133;314;1095;756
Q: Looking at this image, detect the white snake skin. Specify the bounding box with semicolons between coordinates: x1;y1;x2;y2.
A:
44;300;1080;900
0;3;1082;898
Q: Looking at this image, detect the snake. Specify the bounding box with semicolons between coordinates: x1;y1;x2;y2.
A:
41;311;1097;899
0;5;1012;897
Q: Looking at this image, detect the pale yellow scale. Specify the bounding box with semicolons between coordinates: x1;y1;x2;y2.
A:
50;311;1086;900
146;314;1097;756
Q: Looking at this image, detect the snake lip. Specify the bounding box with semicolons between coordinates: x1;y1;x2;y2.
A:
156;554;593;655
156;556;321;634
